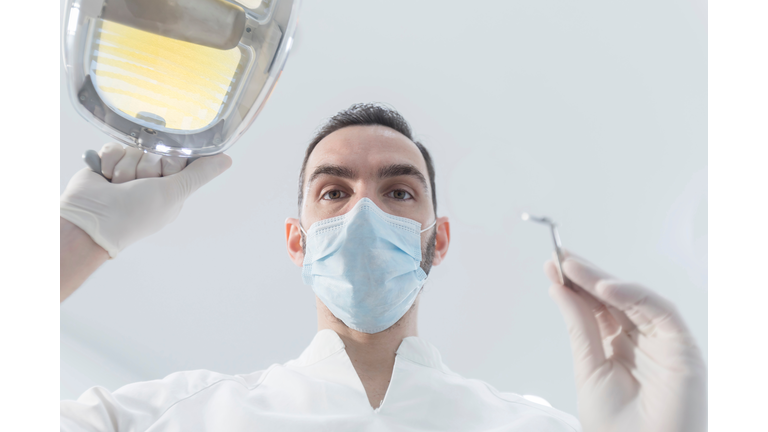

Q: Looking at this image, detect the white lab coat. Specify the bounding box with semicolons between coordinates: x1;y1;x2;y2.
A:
61;329;581;431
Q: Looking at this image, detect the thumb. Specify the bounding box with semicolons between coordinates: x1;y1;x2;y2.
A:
549;283;607;388
167;154;232;199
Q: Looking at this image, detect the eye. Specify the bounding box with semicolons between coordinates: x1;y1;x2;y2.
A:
387;189;413;200
322;190;349;200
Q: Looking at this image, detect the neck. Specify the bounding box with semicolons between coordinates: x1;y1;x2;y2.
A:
316;296;420;408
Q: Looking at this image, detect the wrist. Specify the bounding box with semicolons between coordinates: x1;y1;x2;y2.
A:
60;217;109;302
60;217;108;256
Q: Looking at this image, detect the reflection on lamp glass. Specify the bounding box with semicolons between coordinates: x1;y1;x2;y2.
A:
67;4;80;35
237;0;263;8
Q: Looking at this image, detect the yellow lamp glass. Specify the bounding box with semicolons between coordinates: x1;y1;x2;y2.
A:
90;20;242;131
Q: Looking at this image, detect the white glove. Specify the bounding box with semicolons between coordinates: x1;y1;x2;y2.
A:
60;143;232;258
545;251;707;432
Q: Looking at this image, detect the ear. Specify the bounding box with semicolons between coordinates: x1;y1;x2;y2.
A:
285;218;305;267
431;216;451;266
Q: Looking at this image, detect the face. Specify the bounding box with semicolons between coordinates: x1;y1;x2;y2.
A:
285;125;450;270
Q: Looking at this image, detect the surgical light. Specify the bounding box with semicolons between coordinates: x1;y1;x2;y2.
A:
62;0;301;159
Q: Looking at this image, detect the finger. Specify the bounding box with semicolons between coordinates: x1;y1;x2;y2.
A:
561;257;642;333
161;156;186;177
543;254;564;285
65;167;111;188
559;248;597;266
595;280;688;336
112;147;144;184
136;152;162;179
166;154;232;200
562;257;685;335
548;283;607;387
546;259;605;315
559;249;626;294
561;255;617;293
603;303;638;337
546;260;623;341
98;143;125;180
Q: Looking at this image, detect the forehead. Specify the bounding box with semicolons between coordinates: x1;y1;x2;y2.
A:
306;125;428;175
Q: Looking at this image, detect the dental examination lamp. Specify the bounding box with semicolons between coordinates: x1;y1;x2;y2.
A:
62;0;301;173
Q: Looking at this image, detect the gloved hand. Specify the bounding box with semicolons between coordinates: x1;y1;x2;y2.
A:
545;251;707;432
60;143;232;258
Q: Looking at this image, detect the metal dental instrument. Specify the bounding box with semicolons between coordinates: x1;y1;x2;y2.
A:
521;213;577;291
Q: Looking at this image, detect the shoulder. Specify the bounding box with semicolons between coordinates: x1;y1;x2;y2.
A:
114;368;265;399
61;368;272;432
487;388;581;431
430;368;580;432
400;356;581;431
108;367;275;408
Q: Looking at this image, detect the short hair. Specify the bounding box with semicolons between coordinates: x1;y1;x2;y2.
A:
298;103;437;216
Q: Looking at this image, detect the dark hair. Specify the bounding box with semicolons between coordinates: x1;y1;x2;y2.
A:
298;103;437;216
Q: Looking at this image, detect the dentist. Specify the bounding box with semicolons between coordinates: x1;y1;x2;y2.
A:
60;103;707;432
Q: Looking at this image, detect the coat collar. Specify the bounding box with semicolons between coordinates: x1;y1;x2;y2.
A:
285;329;450;373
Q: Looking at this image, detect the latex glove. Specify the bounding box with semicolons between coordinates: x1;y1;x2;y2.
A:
61;143;232;258
545;251;707;432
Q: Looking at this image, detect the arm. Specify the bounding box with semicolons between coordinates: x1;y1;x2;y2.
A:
60;143;232;302
60;217;109;302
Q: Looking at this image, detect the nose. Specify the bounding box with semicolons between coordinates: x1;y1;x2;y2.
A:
347;195;385;214
346;182;386;213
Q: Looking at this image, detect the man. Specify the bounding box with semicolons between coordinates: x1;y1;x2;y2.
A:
60;104;707;431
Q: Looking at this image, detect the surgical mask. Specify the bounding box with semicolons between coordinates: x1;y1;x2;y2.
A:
62;0;300;158
301;198;436;334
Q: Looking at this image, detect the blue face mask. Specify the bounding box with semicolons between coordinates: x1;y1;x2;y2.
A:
301;198;436;334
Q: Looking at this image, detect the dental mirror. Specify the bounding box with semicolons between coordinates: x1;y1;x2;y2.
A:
522;213;576;291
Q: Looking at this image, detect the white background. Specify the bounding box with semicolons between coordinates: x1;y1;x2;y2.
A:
59;0;707;416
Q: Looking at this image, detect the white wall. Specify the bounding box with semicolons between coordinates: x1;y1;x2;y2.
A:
60;0;707;415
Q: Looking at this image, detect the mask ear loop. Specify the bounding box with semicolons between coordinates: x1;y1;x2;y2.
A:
420;220;437;233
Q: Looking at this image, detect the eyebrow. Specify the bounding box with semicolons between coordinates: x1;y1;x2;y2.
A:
378;163;429;192
307;163;429;193
307;164;357;188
